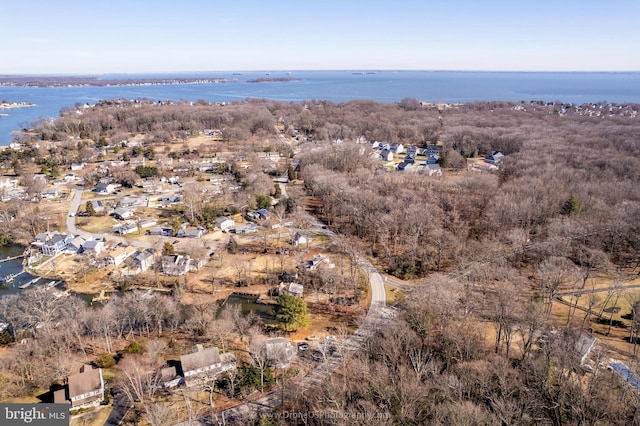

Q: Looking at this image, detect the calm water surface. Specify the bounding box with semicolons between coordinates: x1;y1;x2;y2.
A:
2;70;640;145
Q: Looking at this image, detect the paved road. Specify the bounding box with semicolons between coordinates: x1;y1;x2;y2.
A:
67;185;153;249
218;215;396;424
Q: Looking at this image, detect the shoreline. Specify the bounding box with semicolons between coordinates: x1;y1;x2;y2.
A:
0;76;235;88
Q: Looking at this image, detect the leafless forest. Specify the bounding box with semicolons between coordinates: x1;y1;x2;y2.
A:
1;98;640;424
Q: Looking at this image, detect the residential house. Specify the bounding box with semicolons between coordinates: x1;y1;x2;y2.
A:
93;182;116;195
178;227;204;238
426;155;439;165
265;338;296;369
424;145;440;157
119;196;148;208
83;239;105;256
65;365;105;408
157;366;182;389
113;207;134;220
306;256;335;271
279;282;304;298
138;218;158;229
256;209;272;220
34;232;73;256
390;143;404;154
103;246;136;267
396;161;413;172
406;146;419;157
234;222;259;234
215;216;235;231
292;232;309;247
67;236;87;254
122;249;157;275
161;254;191;276
113;223;138;235
70;163;86;171
380;149;393;162
40;188;59;199
485;151;505;165
424;164;443;177
180;344;236;386
91;200;106;214
148;227;173;236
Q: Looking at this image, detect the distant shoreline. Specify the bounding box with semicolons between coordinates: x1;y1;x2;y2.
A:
0;76;235;88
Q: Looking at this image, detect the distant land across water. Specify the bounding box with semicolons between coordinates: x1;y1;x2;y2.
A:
1;70;640;146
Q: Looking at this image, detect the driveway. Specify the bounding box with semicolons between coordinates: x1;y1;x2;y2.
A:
66;186;153;249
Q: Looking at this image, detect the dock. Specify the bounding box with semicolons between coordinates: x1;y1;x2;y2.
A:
0;254;25;264
18;276;39;289
92;289;111;303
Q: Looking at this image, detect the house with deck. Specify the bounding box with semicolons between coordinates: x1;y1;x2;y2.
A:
180;344;236;386
54;365;104;408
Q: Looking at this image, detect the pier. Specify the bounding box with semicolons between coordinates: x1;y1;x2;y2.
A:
0;254;25;264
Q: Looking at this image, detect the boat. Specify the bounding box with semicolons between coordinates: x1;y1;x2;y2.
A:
46;280;57;288
3;273;17;284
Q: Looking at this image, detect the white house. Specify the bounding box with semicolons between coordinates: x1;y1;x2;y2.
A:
292;232;309;247
215;216;235;231
424;164;443;177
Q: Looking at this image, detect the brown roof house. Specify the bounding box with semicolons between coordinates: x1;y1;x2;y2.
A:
180;344;237;386
55;364;105;408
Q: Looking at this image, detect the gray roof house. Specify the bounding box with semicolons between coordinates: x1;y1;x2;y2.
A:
161;254;191;276
122;249;157;275
265;338;296;369
279;282;304;298
180;344;236;386
33;232;73;256
66;365;105;408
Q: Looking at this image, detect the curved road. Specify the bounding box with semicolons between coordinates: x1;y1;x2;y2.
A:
67;186;153;248
217;211;396;423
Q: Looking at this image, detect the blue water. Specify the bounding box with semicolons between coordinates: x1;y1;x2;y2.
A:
0;245;37;297
2;70;640;146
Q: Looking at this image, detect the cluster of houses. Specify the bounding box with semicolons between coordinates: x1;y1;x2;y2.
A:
55;341;292;408
368;141;443;176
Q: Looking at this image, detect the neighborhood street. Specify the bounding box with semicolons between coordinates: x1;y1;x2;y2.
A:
218;215;396;424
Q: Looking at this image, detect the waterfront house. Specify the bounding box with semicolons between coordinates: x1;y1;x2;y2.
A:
34;232;73;256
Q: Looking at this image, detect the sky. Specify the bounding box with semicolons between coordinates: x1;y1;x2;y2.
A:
1;0;639;74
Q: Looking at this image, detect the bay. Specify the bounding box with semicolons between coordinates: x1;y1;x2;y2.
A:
2;70;640;146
